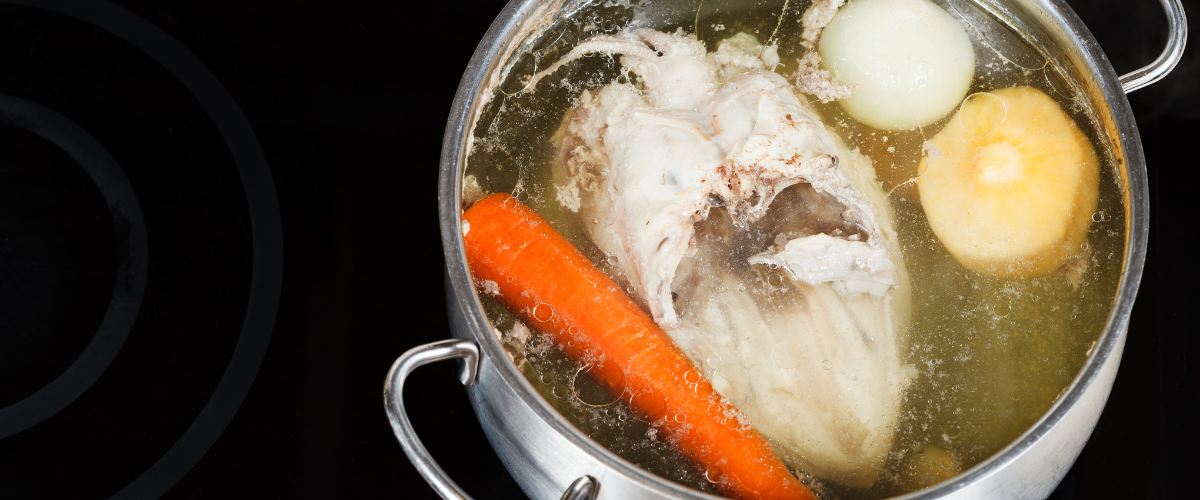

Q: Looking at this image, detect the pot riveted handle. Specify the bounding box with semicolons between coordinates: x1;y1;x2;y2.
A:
383;338;600;500
1120;0;1187;93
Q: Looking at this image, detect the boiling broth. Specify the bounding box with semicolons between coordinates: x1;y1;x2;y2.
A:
463;0;1124;497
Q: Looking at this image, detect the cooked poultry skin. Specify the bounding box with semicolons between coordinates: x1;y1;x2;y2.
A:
538;29;913;487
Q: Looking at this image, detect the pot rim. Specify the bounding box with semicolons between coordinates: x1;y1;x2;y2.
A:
437;0;1149;497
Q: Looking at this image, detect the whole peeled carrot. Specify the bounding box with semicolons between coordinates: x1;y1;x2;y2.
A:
462;193;814;500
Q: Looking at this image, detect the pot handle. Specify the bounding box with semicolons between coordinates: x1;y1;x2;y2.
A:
1120;0;1187;93
384;339;600;500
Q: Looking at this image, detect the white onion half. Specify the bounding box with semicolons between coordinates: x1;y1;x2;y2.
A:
818;0;975;131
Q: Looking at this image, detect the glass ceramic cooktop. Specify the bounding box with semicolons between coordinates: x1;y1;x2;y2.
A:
0;1;1194;498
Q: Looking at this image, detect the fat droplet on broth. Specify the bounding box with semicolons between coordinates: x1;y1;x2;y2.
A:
705;466;723;483
705;355;723;372
532;303;554;322
822;359;834;370
631;404;655;423
958;92;1007;137
722;415;741;430
572;364;620;407
711;364;750;399
944;423;960;438
768;273;784;287
771;341;806;369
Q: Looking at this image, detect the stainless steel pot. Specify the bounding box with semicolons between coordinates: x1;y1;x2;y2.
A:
387;0;1186;498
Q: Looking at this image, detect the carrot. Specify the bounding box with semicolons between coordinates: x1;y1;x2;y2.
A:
462;193;815;500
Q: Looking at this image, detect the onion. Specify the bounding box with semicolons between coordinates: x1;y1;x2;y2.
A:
818;0;975;131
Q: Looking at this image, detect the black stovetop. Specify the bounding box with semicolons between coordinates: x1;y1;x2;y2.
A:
0;0;1195;498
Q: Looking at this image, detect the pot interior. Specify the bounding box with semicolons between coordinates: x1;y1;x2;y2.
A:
442;0;1144;497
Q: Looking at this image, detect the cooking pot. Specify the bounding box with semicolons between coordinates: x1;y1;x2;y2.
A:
386;0;1186;498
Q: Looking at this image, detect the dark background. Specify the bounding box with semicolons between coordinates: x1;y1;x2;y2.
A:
0;0;1195;498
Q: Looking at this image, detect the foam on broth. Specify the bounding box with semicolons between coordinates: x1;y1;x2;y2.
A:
463;0;1124;497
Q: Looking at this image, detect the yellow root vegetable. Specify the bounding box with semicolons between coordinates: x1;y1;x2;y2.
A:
918;86;1099;278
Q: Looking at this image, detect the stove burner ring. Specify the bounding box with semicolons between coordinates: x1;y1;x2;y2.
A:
2;1;284;498
0;95;147;440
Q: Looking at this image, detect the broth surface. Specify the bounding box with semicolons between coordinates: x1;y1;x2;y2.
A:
464;0;1123;497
